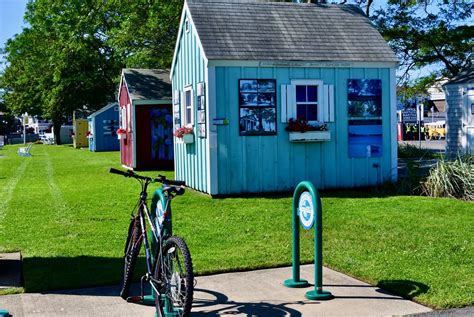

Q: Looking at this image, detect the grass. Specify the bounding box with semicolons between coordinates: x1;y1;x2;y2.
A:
0;144;472;309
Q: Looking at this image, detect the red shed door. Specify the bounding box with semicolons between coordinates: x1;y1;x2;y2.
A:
135;105;174;170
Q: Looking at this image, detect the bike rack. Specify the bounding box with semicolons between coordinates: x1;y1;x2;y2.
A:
283;181;333;300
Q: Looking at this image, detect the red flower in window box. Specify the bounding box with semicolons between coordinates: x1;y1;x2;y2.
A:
116;128;127;140
174;127;194;138
285;118;327;132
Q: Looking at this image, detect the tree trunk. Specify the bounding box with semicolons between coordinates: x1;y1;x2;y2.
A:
53;119;63;145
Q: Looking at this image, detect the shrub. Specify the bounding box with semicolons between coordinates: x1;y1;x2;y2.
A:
398;143;435;159
421;156;474;201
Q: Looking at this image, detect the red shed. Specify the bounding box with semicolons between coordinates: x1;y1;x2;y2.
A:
118;69;174;170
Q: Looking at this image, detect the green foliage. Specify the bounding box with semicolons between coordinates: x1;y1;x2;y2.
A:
0;0;184;142
398;143;435;159
421;156;474;201
107;0;183;69
0;145;473;308
373;1;473;82
397;73;437;100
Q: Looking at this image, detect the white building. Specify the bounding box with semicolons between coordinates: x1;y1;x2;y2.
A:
443;68;474;156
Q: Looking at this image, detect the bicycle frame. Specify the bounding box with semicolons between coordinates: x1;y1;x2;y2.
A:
135;181;174;283
109;168;189;315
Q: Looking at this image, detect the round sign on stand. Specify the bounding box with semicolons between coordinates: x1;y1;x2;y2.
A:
298;191;315;230
283;181;333;300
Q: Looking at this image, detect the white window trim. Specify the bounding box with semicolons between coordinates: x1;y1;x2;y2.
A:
183;86;194;127
290;79;324;123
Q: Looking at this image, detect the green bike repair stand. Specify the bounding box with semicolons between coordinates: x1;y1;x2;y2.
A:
283;181;333;300
0;309;9;317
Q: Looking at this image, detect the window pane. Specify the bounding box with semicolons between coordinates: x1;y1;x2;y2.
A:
186;108;191;124
297;104;317;121
296;104;306;119
186;91;191;107
307;86;318;102
296;86;306;102
307;104;317;121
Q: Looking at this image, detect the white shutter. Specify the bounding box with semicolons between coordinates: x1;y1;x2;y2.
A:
323;84;335;122
287;84;296;121
280;84;287;123
328;84;334;122
281;84;293;122
322;85;329;122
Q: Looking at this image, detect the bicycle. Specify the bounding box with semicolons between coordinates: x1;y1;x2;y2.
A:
109;168;194;317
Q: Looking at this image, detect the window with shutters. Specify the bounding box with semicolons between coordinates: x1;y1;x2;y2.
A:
280;80;334;124
296;84;319;121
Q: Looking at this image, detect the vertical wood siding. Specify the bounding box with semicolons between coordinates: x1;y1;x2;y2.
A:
214;66;395;195
119;81;133;168
172;12;208;191
90;106;120;152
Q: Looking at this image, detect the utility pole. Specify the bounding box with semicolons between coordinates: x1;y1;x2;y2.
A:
23;112;28;144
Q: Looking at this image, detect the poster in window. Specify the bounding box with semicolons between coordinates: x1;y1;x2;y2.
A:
173;90;180;105
197;82;205;96
198;123;206;138
198;110;206;124
198;96;206;110
239;79;277;136
150;107;174;161
348;79;382;118
348;119;382;158
102;119;119;136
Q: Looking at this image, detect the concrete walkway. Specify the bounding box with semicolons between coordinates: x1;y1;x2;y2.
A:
0;265;432;316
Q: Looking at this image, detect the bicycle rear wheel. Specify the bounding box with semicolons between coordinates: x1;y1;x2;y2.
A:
120;216;142;299
154;236;193;317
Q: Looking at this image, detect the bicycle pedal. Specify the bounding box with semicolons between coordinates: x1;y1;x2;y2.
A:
126;296;143;303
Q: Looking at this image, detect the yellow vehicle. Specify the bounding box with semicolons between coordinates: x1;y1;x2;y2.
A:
425;121;446;140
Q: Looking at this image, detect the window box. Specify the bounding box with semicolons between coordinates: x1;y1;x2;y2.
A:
289;131;330;142
182;133;194;144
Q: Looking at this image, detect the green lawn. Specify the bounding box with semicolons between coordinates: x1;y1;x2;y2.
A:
0;144;472;309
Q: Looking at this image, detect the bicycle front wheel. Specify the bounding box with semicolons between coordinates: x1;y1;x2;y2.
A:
120;216;142;299
155;236;194;317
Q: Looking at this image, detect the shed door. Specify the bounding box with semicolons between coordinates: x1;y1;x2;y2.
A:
466;89;474;154
135;104;174;170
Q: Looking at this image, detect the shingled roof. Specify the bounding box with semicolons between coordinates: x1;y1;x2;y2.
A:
186;0;398;63
444;67;474;86
122;69;172;101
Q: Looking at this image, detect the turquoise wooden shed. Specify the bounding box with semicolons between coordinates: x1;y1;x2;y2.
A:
171;0;398;196
87;103;120;152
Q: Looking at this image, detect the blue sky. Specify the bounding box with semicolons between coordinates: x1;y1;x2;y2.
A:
0;0;29;70
0;0;28;48
0;0;459;79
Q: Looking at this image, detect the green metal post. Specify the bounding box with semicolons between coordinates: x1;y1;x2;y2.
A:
283;182;310;288
304;192;332;300
283;181;332;300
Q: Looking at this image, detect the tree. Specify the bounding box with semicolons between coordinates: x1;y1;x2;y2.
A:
1;0;125;144
289;1;473;88
106;0;183;69
372;1;473;85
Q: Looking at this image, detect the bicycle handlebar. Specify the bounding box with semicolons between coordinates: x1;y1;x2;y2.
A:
109;168;186;187
109;168;134;177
